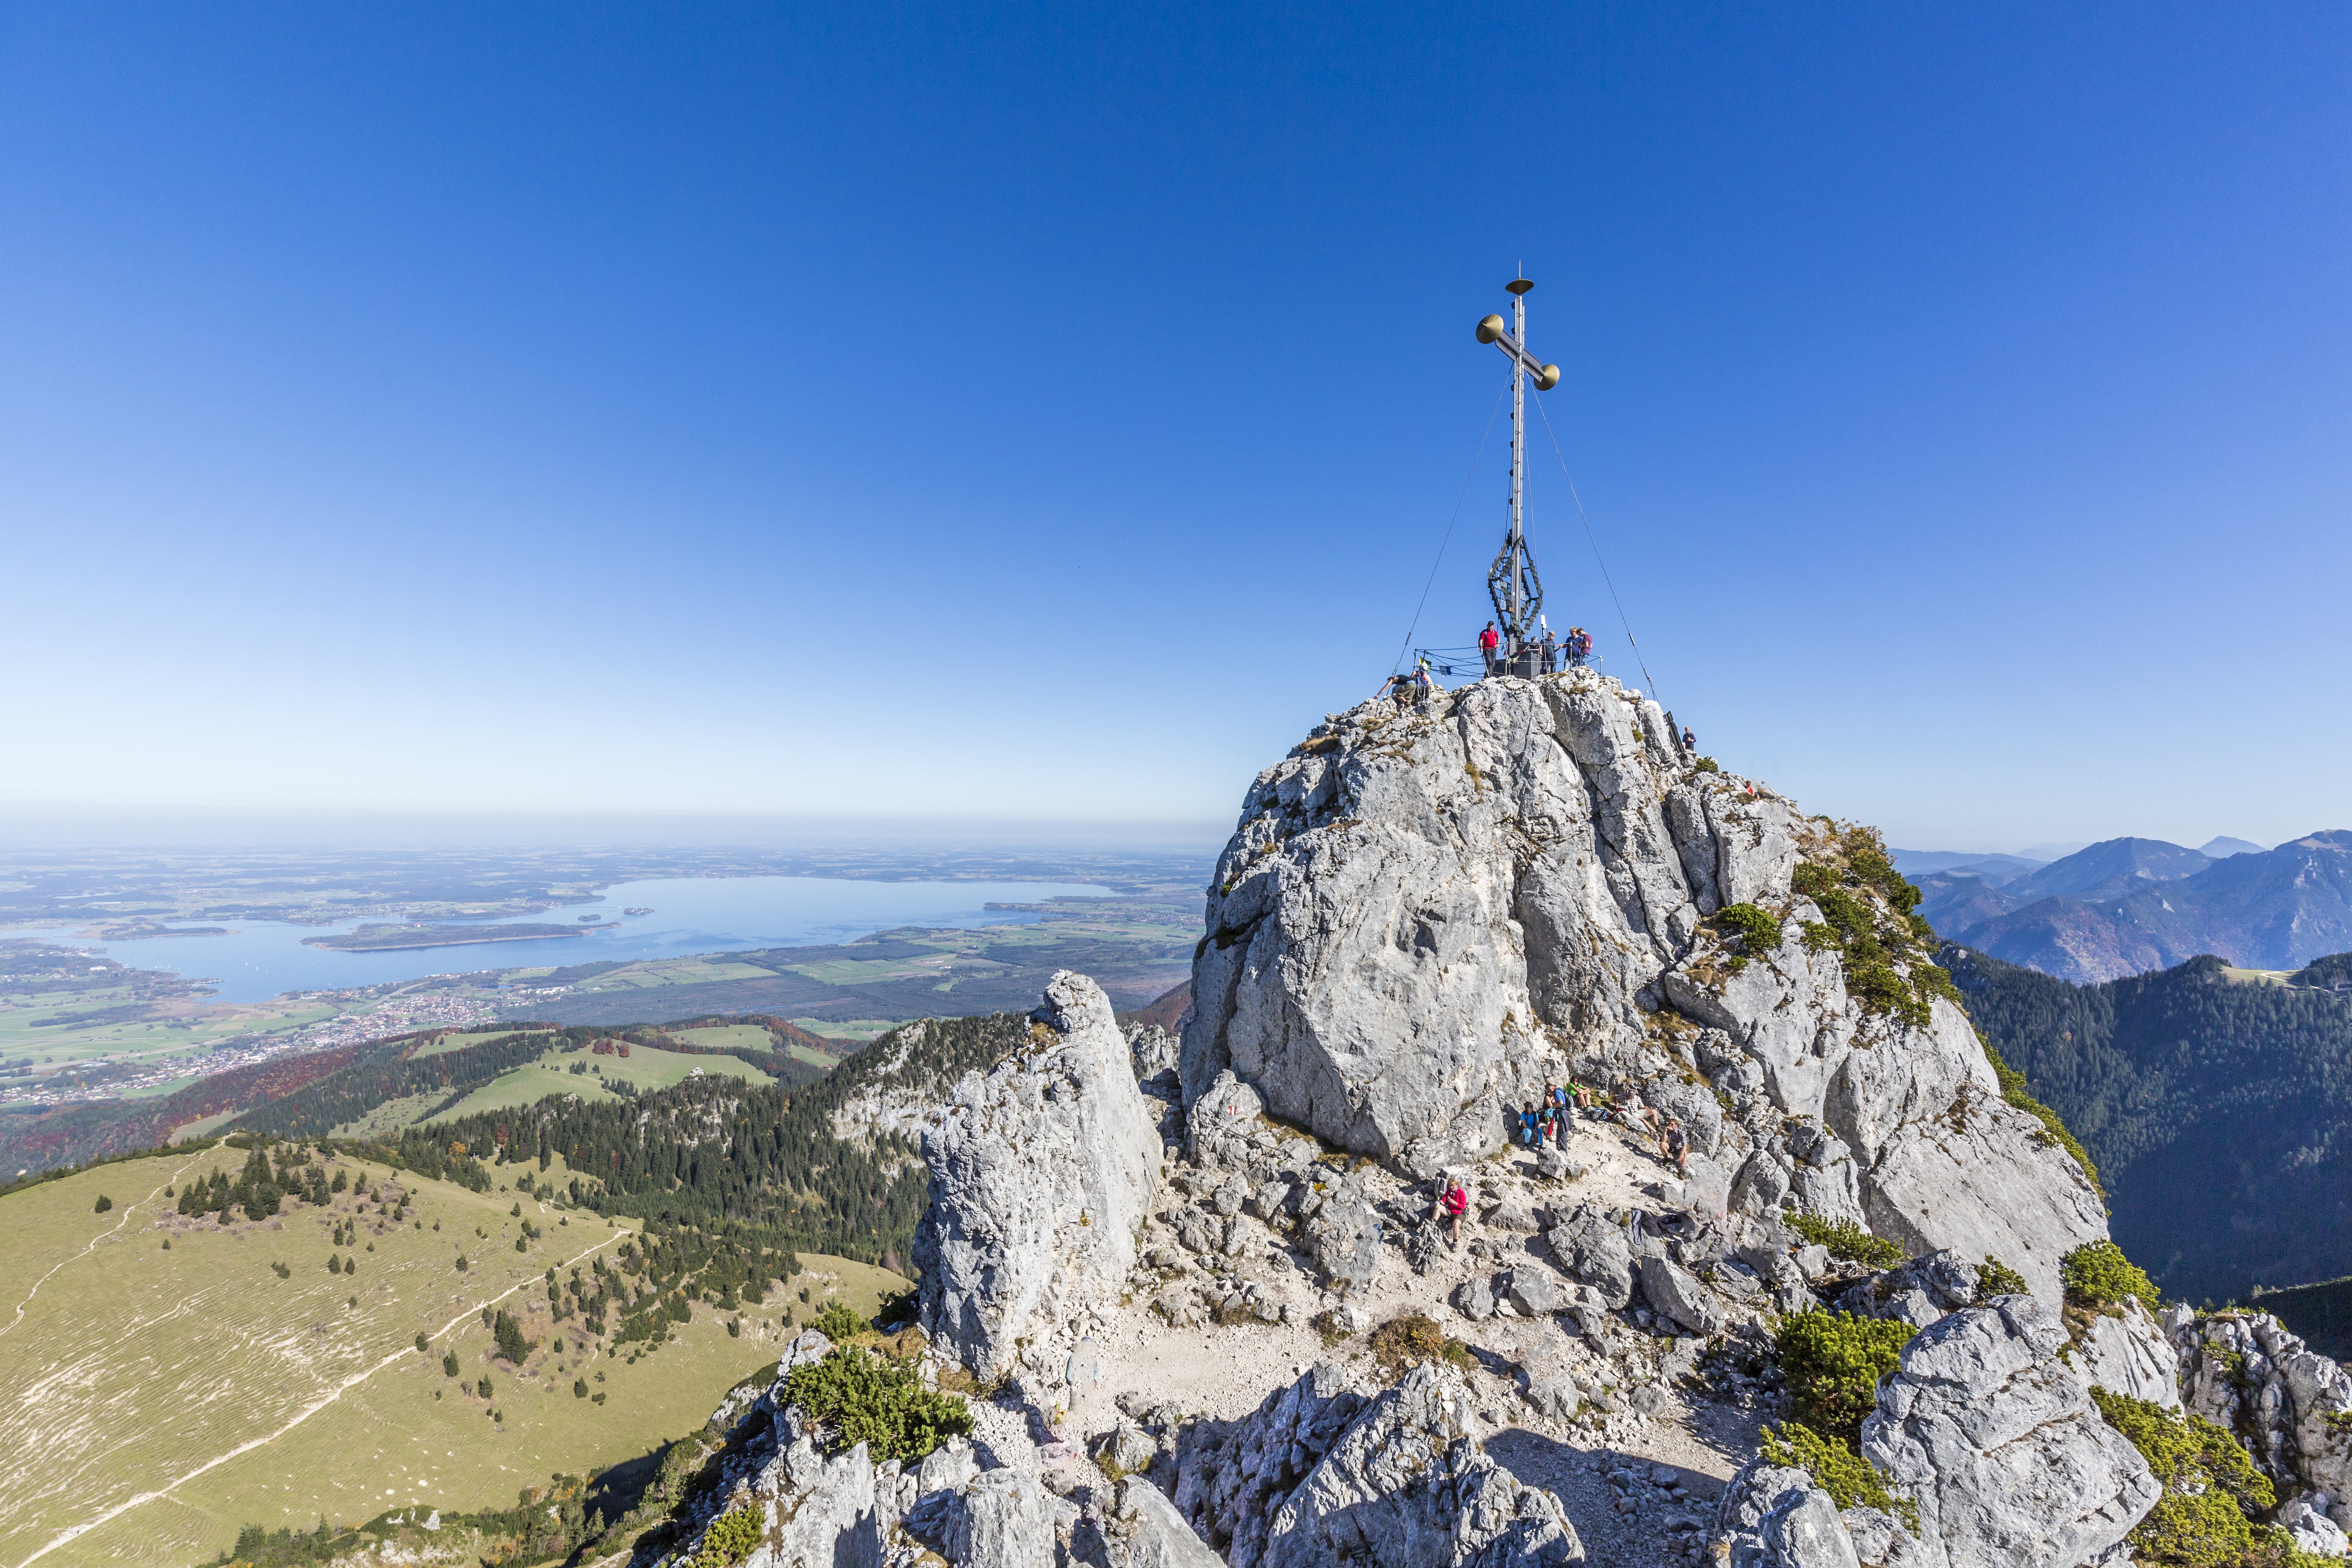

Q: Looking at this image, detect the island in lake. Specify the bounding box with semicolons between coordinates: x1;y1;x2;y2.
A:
623;906;655;915
303;922;614;952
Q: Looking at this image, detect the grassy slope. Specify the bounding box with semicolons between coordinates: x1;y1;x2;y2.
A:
0;1148;905;1568
420;1047;774;1126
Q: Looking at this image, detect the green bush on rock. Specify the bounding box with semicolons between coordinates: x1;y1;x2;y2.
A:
1788;1211;1907;1270
1773;1310;1918;1444
691;1505;765;1568
810;1301;866;1343
2062;1241;2161;1314
1974;1257;2030;1301
1717;903;1785;957
780;1346;971;1465
1758;1420;1918;1530
2088;1388;2299;1568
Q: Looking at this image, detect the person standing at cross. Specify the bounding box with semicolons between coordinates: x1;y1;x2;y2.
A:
1479;621;1501;674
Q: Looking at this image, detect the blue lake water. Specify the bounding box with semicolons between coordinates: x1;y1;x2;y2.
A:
10;875;1113;1004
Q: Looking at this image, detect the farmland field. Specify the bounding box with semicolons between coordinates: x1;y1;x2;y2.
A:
419;1046;775;1126
0;1148;906;1568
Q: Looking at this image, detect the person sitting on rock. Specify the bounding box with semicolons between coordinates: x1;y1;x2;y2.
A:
1662;1116;1689;1177
1434;1176;1471;1246
1521;1101;1543;1147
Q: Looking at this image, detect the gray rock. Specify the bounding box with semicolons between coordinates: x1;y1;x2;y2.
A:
1180;676;2106;1292
1171;1361;1366;1568
1860;1297;2160;1568
1717;1463;1861;1568
2279;1494;2350;1557
913;973;1164;1378
949;1467;1057;1568
1304;1185;1382;1293
1454;1274;1495;1322
1209;1176;1250;1217
1503;1265;1561;1317
1109;1474;1226;1568
1249;1181;1293;1221
1636;1255;1728;1336
1095;1421;1160;1477
2169;1306;2352;1508
1534;1147;1586;1181
1129;1024;1181;1079
916;1436;979;1497
1548;1208;1635;1309
2073;1300;2181;1411
1257;1364;1584;1568
731;1414;878;1568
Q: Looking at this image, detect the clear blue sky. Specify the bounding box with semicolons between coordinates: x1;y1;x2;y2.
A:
4;4;2345;853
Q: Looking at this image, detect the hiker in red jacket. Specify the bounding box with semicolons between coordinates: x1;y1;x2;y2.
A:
1434;1176;1471;1246
1479;621;1501;674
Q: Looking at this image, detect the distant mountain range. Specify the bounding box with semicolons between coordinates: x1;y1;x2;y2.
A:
1901;831;2352;984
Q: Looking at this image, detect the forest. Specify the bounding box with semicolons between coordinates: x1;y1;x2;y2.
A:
1949;944;2352;1303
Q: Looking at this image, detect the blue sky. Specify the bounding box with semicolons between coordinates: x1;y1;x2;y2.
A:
3;4;2345;853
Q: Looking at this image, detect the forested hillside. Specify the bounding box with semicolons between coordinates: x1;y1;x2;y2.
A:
373;1011;1029;1273
1949;944;2352;1303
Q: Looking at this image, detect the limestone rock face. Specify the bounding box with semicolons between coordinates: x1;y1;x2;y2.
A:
947;1467;1057;1568
2169;1306;2352;1524
913;973;1164;1377
1105;1475;1226;1568
1173;1361;1582;1568
1717;1298;2157;1568
1861;1297;2158;1568
1179;673;2105;1294
2072;1300;2181;1411
738;1411;880;1568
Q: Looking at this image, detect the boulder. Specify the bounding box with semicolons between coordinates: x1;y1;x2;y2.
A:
1547;1208;1635;1309
913;973;1164;1378
1107;1474;1226;1568
1860;1296;2160;1568
2169;1306;2352;1511
1503;1265;1561;1317
949;1467;1057;1568
730;1408;879;1568
1636;1255;1728;1336
1257;1364;1584;1568
1172;1361;1367;1568
2072;1300;2181;1411
1304;1184;1383;1293
1454;1275;1495;1323
1717;1463;1860;1568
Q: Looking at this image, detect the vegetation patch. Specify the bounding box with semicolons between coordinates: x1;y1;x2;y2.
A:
1368;1312;1473;1379
1788;1210;1907;1270
691;1504;766;1568
1788;826;1962;1029
1717;903;1785;962
1773;1310;1918;1444
2085;1388;2334;1568
1975;1256;2030;1301
779;1346;971;1464
2062;1241;2161;1313
1758;1420;1917;1531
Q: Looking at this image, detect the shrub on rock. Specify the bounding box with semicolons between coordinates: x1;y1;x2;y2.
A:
1774;1310;1916;1443
1788;1210;1905;1269
1757;1420;1915;1529
2062;1241;2161;1313
780;1345;971;1464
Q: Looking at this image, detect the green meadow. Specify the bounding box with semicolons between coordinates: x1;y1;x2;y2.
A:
0;1147;906;1568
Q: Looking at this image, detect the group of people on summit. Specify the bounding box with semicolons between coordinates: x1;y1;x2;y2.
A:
1479;620;1590;675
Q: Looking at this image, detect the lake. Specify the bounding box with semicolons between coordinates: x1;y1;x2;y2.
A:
10;875;1112;1004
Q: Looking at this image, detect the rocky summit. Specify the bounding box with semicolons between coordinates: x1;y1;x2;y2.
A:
1181;670;2102;1297
617;672;2352;1568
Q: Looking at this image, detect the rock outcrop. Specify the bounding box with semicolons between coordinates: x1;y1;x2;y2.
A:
2168;1305;2352;1532
1178;673;2106;1296
1721;1296;2158;1568
915;972;1164;1378
1173;1361;1584;1568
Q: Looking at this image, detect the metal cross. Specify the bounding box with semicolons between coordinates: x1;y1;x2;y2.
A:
1475;278;1561;668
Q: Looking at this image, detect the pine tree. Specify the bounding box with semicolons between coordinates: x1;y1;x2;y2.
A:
94;1196;112;1213
327;1254;341;1274
415;1333;430;1353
